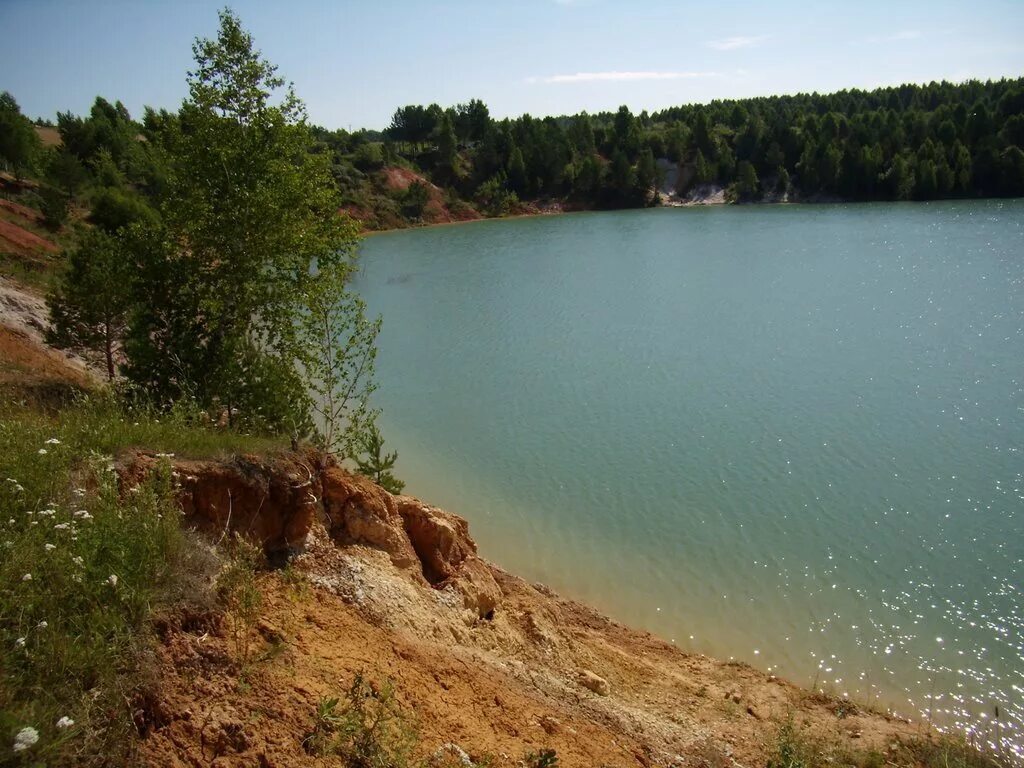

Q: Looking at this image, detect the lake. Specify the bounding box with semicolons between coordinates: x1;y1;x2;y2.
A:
355;201;1024;758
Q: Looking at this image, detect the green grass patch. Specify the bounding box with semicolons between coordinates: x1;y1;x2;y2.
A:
0;394;284;763
1;389;285;462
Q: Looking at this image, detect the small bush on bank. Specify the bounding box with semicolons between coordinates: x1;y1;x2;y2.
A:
304;672;418;765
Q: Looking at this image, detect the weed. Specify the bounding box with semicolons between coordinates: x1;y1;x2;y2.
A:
303;672;419;766
0;420;193;765
217;536;264;665
524;749;560;768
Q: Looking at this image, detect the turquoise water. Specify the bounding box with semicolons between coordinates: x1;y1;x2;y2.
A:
355;202;1024;757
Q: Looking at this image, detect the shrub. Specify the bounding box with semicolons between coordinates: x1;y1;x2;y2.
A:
303;672;418;766
217;536;264;665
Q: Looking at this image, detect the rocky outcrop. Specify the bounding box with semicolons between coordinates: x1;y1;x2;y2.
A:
320;466;418;569
120;451;320;561
118;448;502;617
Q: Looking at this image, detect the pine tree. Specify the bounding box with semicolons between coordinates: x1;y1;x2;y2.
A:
353;423;405;494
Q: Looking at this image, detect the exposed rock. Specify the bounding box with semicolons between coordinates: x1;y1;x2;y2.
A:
577;669;610;696
120;451;320;559
118;449;501;617
539;715;562;735
320;466;418;569
449;556;501;619
395;496;474;583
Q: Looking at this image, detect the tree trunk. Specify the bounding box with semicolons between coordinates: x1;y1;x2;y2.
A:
104;322;115;381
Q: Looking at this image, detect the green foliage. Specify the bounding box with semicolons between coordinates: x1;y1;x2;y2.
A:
525;749;560;768
475;174;518;215
38;185;70;230
122;9;362;436
352;422;404;494
47;228;133;380
352;141;385;171
303;673;418;766
297;261;381;456
88;186;160;234
45;149;89;196
0;409;210;765
735;160;761;201
400;180;431;220
0;92;41;178
217;536;264;664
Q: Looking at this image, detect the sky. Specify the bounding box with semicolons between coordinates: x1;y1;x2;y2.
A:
1;0;1023;131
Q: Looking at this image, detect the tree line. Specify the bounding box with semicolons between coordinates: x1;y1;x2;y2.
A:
307;78;1024;213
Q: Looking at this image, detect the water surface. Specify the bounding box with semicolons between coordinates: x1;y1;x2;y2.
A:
356;202;1024;757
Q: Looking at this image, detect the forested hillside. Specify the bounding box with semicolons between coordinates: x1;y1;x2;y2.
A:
1;78;1023;238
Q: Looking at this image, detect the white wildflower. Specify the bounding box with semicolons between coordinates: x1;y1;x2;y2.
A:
56;716;74;729
72;556;84;567
73;488;86;497
13;726;39;752
106;574;118;587
21;573;31;582
44;543;55;551
38;508;55;517
7;519;14;525
73;510;93;520
36;621;47;629
13;484;23;492
37;448;47;455
53;522;70;531
128;486;139;494
15;637;26;648
45;438;61;445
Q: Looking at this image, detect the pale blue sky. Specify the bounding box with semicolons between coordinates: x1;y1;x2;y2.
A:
1;0;1022;130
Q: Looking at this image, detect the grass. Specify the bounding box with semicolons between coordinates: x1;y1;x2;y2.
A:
1;388;285;461
767;717;1006;768
0;391;285;764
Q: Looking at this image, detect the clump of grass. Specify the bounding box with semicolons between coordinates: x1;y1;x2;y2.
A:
895;736;1004;768
767;717;1004;768
0;418;196;764
303;672;419;766
524;749;560;768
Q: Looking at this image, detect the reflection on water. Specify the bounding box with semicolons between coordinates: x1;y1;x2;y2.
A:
356;201;1024;759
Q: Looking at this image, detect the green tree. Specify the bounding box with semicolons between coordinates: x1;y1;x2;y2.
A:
735;160;760;201
124;9;360;433
352;422;405;494
507;146;527;195
0;92;40;178
47;229;132;380
400;181;430;219
635;148;658;204
89;187;160;234
297;261;381;458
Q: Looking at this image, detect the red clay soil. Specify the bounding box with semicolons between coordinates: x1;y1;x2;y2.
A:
0;217;58;258
0;198;46;224
0;325;93;389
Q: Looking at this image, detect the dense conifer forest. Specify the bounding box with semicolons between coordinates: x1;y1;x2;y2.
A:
1;77;1023;233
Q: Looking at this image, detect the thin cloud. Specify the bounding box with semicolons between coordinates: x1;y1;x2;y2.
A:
527;71;720;84
706;35;767;51
863;29;923;43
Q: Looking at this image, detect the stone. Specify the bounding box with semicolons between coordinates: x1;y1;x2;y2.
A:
578;669;611;696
